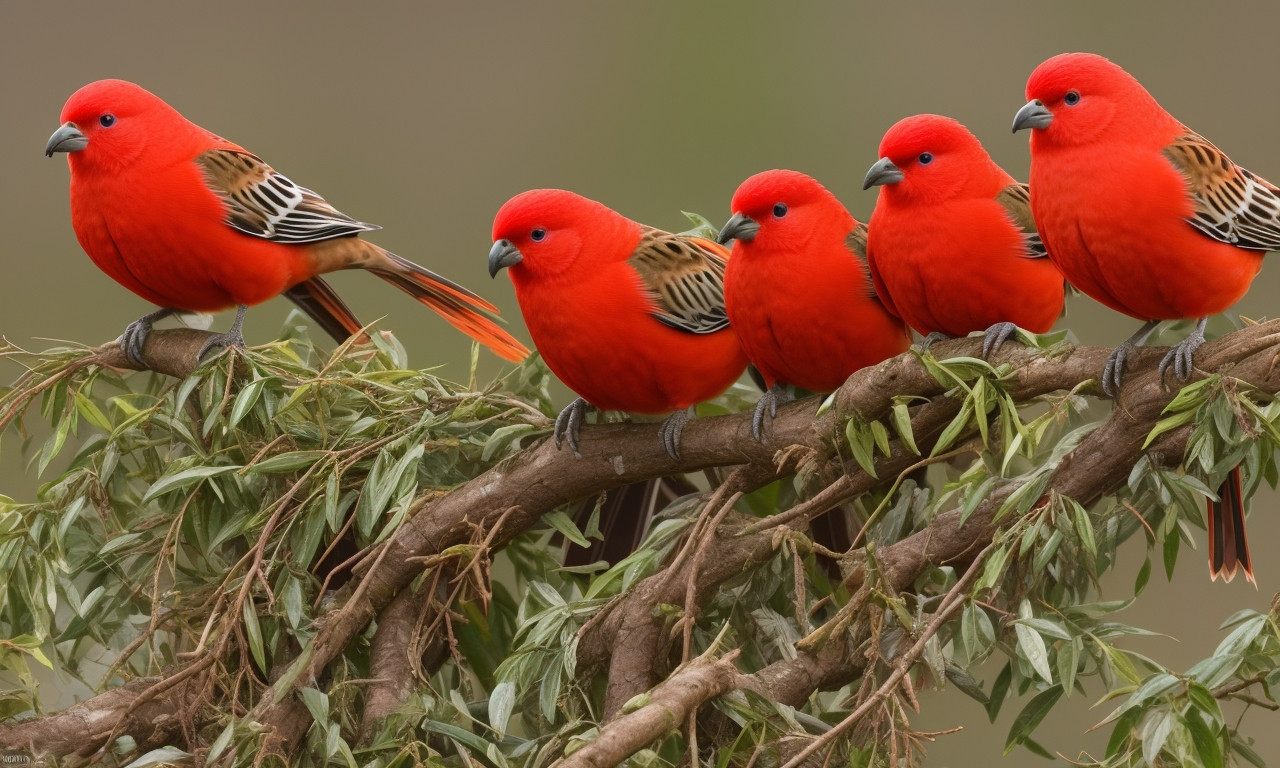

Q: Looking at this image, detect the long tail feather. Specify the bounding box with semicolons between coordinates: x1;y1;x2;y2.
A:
283;277;369;343
370;250;530;362
1208;466;1254;584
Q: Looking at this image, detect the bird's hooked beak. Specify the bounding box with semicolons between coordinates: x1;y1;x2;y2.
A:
488;239;524;278
45;122;88;157
1012;100;1053;133
862;157;903;190
716;213;760;245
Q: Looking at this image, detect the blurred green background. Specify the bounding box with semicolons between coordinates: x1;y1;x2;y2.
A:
3;2;1279;763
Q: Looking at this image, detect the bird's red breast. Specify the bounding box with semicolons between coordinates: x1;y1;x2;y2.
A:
866;115;1064;338
723;170;910;392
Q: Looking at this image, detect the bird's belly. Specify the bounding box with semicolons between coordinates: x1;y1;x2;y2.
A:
1046;209;1262;321
729;272;909;392
72;181;298;312
522;294;747;415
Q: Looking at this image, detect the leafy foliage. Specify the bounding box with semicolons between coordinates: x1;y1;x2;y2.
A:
0;319;1278;767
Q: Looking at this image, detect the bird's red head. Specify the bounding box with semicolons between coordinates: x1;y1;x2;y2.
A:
489;189;634;282
722;169;850;254
1017;53;1175;148
866;114;999;205
48;79;195;172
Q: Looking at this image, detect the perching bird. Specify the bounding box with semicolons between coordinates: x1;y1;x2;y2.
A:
717;169;910;438
488;189;748;460
1016;52;1268;583
864;114;1064;357
46;79;528;364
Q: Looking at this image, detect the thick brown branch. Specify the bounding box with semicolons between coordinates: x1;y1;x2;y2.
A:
0;677;192;767
554;652;742;768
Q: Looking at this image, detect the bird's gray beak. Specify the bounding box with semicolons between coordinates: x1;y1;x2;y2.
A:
1012;100;1053;133
862;157;903;190
45;122;88;157
716;212;760;244
488;239;523;278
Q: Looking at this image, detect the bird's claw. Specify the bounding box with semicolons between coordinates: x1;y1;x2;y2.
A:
1101;320;1160;398
117;308;176;367
751;384;793;441
1157;319;1207;387
916;331;951;353
659;408;693;461
1101;345;1129;398
554;398;589;458
981;322;1019;359
196;328;246;360
196;304;249;361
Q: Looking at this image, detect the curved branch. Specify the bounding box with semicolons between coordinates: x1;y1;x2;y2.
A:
556;651;743;768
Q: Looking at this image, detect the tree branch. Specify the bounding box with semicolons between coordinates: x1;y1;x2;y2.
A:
8;321;1280;763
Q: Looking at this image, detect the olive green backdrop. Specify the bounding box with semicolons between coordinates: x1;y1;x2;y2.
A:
2;2;1278;764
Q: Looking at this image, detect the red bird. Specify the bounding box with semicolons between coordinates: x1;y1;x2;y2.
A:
863;114;1065;357
1016;52;1269;583
488;189;748;459
717;169;911;437
46;79;528;364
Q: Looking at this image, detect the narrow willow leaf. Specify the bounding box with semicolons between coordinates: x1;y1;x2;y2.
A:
488;681;515;738
1182;711;1224;768
141;465;239;504
1015;622;1054;683
1003;685;1063;754
892;401;920;456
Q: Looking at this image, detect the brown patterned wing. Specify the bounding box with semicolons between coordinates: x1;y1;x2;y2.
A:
627;227;730;334
843;221;883;303
994;182;1047;258
195;149;380;243
1163;132;1280;251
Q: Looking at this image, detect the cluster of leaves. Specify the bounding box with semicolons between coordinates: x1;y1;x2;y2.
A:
0;319;560;764
0;318;1278;767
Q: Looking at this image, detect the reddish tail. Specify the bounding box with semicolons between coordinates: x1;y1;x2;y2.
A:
283;277;370;344
1208;467;1253;584
370;251;530;363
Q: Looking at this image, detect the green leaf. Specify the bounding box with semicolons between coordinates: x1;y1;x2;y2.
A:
243;600;267;672
543;510;591;548
1134;557;1152;596
892;400;920;456
299;686;329;724
1015;602;1053;684
987;663;1012;722
227;376;272;431
488;681;515;738
846;419;878;478
246;450;328;474
1003;685;1063;755
141;464;240;504
1182;710;1224;768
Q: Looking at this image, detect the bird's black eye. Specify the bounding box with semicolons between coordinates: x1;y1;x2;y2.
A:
918;152;933;165
1064;91;1080;106
530;227;546;242
99;114;116;128
772;203;788;218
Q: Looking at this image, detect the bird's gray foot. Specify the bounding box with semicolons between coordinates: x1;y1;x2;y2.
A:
1157;317;1208;386
752;384;793;441
981;321;1019;359
119;307;177;366
197;305;248;360
1101;320;1160;397
659;407;694;461
554;397;590;458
